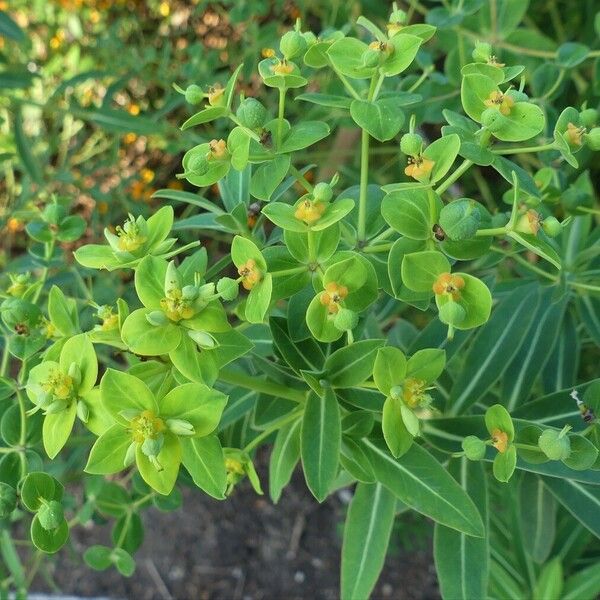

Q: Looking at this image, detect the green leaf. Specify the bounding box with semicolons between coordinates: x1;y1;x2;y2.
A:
563;562;600;600
439;199;481;241
269;418;301;503
301;389;341;502
278;121;330;153
461;73;498;122
59;333;97;394
121;308;182;356
100;369;157;425
533;558;563;600
48;286;79;336
423;134;461;183
350;99;405;142
160;383;226;436
327;38;374;79
13;108;43;183
434;459;489;600
483;102;545;142
406;348;446;382
449;285;539;414
250;156;291;201
556;42;590;68
43;402;77;459
508;231;561;269
373;346;407;395
84;545;113;571
20;472;62;511
85;425;131;475
381;33;423;77
341;483;396;600
382;189;440;240
136;431;181;495
325;339;385;388
0;10;25;42
245;274;272;323
363;440;484;536
401;251;450;292
382;396;413;458
180;435;227;500
520;474;556;563
181;106;228;130
544;478;600;538
30;516;69;554
135;255;168;309
493;445;517;482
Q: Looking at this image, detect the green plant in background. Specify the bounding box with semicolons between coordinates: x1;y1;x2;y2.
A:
2;1;600;599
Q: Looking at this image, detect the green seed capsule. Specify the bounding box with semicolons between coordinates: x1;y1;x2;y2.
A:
472;41;492;63
184;84;204;105
217;277;239;301
462;436;486;460
439;301;466;326
542;216;561;237
400;133;423;156
146;310;169;327
579;108;598;129
361;48;381;68
182;285;199;300
280;30;308;60
37;500;64;531
313;182;333;202
584;127;600;151
538;429;571;461
236;98;268;129
334;308;359;331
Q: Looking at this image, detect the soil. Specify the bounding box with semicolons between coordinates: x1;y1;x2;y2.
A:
34;453;440;600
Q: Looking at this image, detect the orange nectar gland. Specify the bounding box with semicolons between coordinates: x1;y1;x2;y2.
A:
130;410;166;444
484;91;514;116
160;288;195;321
271;59;294;75
294;199;326;225
320;282;349;315
404;156;434;180
432;273;465;301
402;378;429;409
491;429;509;453
238;259;261;291
566;122;585;146
208;139;227;160
207;84;224;106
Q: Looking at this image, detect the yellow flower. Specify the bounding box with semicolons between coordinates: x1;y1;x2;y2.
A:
491;429;508;453
271;59;294;75
238;259;261;291
140;168;155;183
130;410;166;444
262;48;276;58
208;139;228;160
159;1;170;17
320;282;348;315
566;122;584;146
402;378;430;409
404;156;435;180
294;199;326;225
128;104;140;116
123;132;137;145
484;91;514;116
432;273;465;300
207;84;224;107
6;218;23;233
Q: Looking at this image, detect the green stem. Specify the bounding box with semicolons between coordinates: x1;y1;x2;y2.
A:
243;408;303;453
491;246;558;281
362;242;394;254
493;142;556;155
271;265;309;278
407;65;434;93
307;229;316;262
161;240;201;260
277;87;287;148
218;369;306;403
435;159;473;195
570;281;600;293
332;67;361;100
476;226;507;237
290;164;314;193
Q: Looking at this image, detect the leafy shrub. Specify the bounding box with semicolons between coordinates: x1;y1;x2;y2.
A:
1;1;600;598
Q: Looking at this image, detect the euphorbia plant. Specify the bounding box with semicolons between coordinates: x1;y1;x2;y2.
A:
2;2;600;599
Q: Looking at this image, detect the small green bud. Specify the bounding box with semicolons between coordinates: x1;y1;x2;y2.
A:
146;310;169;327
462;436;486;460
217;277;239;301
390;385;403;401
141;436;163;459
542;216;561;237
76;400;89;423
280;30;308;60
538;428;571;461
43;204;67;226
361;48;381;69
583;127;600;151
37;500;64;531
45;400;66;415
334;308;359;331
184;84;204;105
472;41;492;63
187;329;217;349
181;285;199;301
579;108;598;129
0;483;17;518
166;418;195;436
164;261;181;294
302;31;317;46
67;362;81;387
236;97;268;129
313;182;333;202
481;108;505;132
439;301;466;327
197;282;216;299
400;133;423;156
